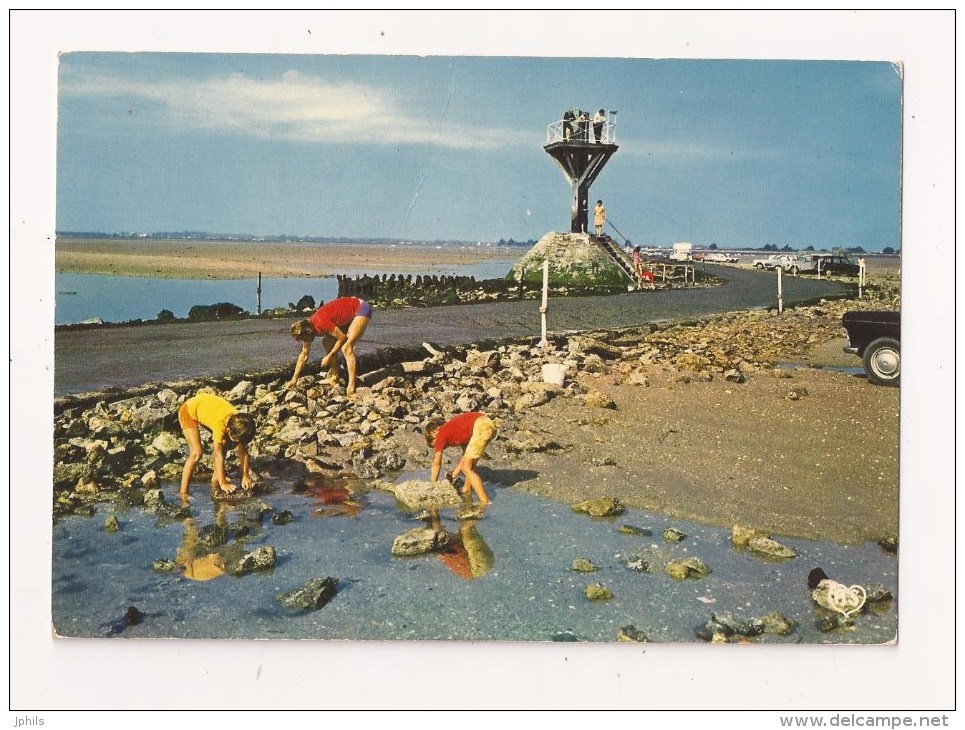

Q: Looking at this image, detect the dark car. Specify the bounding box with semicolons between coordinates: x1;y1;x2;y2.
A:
842;310;900;386
815;253;861;276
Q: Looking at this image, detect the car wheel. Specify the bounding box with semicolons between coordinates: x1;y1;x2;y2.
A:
755;263;764;269
790;265;799;275
863;337;900;387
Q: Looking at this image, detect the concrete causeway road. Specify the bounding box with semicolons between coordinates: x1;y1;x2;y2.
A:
54;266;850;396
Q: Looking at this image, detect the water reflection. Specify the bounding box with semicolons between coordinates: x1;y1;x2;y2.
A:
429;507;495;580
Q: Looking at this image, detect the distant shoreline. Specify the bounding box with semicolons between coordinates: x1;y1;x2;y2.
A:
55;237;522;281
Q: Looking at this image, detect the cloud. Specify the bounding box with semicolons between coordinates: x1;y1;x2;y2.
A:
61;68;529;150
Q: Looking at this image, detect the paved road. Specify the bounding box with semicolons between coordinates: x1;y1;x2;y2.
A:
55;266;849;396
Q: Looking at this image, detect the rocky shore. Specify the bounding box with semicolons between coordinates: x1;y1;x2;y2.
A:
53;284;899;545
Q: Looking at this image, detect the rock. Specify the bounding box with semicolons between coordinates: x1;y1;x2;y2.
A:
140;471;159;490
571;558;598;573
619;525;652;537
786;387;809;400
818;613;856;632
759;611;797;636
155;388;180;406
680;557;712;576
706;612;764;638
579;338;623;360
229;546;276;576
352;450;406;479
623;556;651;573
239;501;273;522
584;583;614;601
143;489;166;512
667;558;711;580
152;559;178;572
391;527;449;556
724;369;746;384
663;527;686;543
276;577;339;611
617;625;649;642
626;371;650;387
391;479;462;510
583;390;616;409
228;381;255;400
103;514;120;532
748;536;797;560
731;524;770;547
864;584;893;603
151;432;182;456
571;497;624;517
877;536;899;554
271;510;295;526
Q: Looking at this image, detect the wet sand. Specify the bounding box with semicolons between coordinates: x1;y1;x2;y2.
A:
55;237;520;279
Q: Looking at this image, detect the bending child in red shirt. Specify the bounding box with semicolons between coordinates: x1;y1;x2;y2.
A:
424;412;497;506
288;297;372;395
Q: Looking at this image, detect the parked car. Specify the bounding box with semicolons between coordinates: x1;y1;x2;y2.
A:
703;252;739;263
842;310;900;386
752;254;806;273
814;252;861;276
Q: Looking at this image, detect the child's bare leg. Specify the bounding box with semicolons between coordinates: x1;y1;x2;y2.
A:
343;316;370;395
179;428;203;496
464;460;490;504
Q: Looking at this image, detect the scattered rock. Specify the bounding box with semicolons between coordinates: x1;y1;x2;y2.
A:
723;369;746;384
571;497;624;517
696;612;764;641
391;479;462;510
271;510;295;525
276;577;339;611
142;489;166;512
731;524;770;547
584;583;614;601
759;611;797;636
617;625;649;642
623;556;651;573
228;546;276;576
103;514;120;532
748;536;797;560
152;559;178;572
667;557;711;580
151;432;182;456
786;387;809;400
619;525;652;537
583;391;616;409
391;527;448;557
571;558;598;573
877;536;899;554
663;527;686;543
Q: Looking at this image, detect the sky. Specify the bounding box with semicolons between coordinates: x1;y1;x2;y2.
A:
56;52;902;251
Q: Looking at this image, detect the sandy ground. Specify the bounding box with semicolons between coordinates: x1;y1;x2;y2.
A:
501;358;898;545
55;237;519;279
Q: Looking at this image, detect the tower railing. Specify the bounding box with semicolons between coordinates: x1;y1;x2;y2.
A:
546;117;617;145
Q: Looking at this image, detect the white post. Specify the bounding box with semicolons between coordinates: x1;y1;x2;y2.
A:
858;257;866;298
777;266;784;314
539;259;549;348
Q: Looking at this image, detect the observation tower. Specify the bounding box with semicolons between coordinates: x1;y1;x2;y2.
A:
543;109;619;234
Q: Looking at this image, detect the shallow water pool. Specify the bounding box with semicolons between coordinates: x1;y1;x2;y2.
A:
51;478;897;643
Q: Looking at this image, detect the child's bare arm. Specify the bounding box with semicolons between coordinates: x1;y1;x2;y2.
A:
237;443;252;489
213;442;236;493
429;450;444;482
320;326;348;368
287;341;313;387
